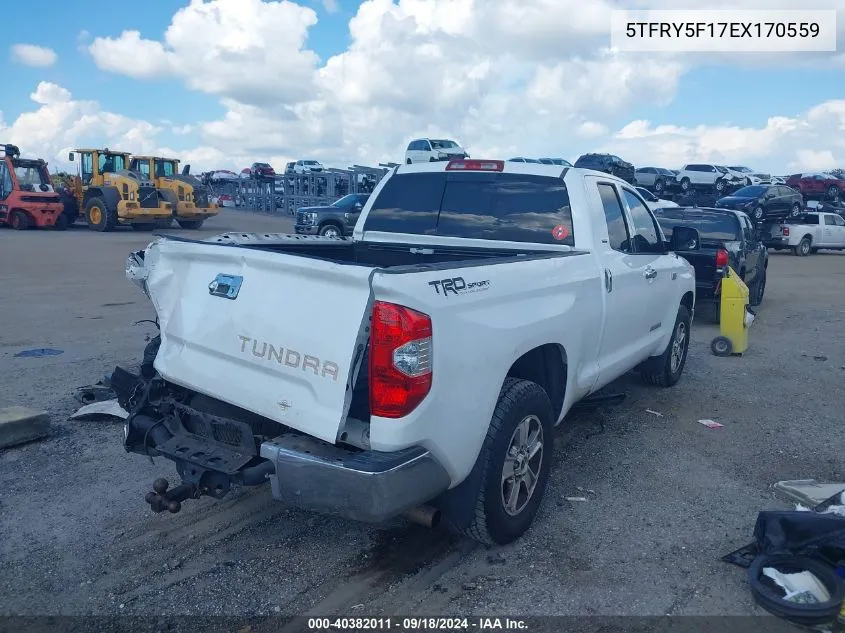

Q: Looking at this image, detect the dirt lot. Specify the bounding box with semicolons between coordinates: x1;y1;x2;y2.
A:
1;211;843;621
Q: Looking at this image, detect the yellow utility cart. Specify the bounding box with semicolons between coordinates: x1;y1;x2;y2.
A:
711;266;756;356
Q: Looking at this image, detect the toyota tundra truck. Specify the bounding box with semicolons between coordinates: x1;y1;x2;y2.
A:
116;159;700;545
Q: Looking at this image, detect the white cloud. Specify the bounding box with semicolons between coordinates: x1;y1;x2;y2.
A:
10;44;57;67
601;101;845;173
4;0;843;176
320;0;339;12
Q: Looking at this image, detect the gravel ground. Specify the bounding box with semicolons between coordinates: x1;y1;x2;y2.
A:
1;211;843;623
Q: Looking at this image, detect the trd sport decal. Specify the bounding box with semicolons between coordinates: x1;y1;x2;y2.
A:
428;276;490;297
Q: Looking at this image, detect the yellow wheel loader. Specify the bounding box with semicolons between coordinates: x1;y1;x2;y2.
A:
128;156;219;229
67;149;173;232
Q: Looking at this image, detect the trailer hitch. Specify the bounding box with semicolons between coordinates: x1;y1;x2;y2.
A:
144;478;197;514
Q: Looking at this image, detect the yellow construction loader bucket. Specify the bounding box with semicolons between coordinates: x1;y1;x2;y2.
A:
711;266;755;356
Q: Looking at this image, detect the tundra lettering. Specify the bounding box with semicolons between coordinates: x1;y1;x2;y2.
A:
238;335;339;380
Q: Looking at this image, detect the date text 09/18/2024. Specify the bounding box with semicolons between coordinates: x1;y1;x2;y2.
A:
307;617;529;630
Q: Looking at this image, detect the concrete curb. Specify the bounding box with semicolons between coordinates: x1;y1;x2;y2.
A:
0;406;50;449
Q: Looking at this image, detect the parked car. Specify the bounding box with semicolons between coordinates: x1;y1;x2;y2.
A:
635;187;679;211
284;162;296;175
212;193;235;208
714;184;803;222
538;158;573;167
675;163;745;194
653;206;768;313
293;160;325;174
635;167;678;194
294;193;370;237
405;138;468;164
727;166;772;186
507;157;542;163
762;212;845;256
785;173;845;201
239;168;252;179
205;170;238;184
119;159;699;546
574;153;635;183
251;162;276;178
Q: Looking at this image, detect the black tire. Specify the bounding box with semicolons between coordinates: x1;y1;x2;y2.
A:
790;203;801;217
711;336;732;357
156;218;174;228
715;179;726;193
318;223;342;237
751;206;764;221
84;196;117;232
53;213;68;231
458;378;554;546
749;269;766;307
429;157;437;162
9;210;30;230
680;177;690;192
793;237;811;256
639;305;692;387
131;223;157;231
653;179;664;194
827;185;840;201
177;219;204;229
748;554;845;627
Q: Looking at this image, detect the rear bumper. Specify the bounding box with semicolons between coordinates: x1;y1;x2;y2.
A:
764;237;792;248
259;433;451;523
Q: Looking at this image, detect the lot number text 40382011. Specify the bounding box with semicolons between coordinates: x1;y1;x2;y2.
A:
307;617;529;630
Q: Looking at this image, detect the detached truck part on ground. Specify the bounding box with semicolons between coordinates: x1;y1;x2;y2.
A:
117;160;701;545
66;149;173;232
0;144;64;230
128;156;219;229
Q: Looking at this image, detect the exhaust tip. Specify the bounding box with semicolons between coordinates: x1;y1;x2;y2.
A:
401;505;441;529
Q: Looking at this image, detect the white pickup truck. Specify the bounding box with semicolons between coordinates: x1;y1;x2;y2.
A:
763;211;845;256
118;159;699;545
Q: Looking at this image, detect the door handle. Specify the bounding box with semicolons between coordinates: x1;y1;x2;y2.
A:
604;268;613;293
644;267;657;280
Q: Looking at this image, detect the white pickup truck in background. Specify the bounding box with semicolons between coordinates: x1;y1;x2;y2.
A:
118;159;700;545
763;211;845;256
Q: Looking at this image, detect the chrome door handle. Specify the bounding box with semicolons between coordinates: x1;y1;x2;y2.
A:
644;267;657;280
604;268;613;293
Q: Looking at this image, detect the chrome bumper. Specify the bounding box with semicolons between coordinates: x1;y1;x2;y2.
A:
259;432;451;523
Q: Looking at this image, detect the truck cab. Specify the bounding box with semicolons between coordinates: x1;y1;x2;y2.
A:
0;143;64;230
68;148;172;232
129;156;219;229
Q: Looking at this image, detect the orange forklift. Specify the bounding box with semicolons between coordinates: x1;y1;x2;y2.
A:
0;144;65;230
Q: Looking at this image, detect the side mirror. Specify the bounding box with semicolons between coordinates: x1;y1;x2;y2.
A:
68;152;74;162
353;203;363;211
670;226;700;251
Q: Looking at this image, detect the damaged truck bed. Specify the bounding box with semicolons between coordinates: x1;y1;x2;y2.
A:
115;159;699;545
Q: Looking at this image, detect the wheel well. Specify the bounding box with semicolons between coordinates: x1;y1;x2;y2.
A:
803;234;813;243
680;291;694;313
319;220;343;230
506;344;567;418
83;188;104;205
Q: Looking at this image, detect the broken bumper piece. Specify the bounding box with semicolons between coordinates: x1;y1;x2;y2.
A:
259;433;451;523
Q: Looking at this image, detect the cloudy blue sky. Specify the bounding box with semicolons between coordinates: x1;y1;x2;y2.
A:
3;0;844;174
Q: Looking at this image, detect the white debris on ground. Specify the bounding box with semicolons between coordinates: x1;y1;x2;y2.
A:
69;399;129;421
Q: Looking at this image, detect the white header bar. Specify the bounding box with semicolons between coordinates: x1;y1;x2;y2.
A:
610;10;837;52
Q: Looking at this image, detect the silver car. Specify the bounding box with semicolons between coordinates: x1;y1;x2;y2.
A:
634;167;677;194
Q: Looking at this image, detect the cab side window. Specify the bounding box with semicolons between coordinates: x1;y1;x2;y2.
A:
597;183;632;253
0;163;11;199
622;188;664;254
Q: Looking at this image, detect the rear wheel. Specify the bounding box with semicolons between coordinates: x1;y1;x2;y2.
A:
715;179;726;193
10;210;30;230
680;177;691;192
749;270;766;306
85;197;117;232
752;206;765;221
827;185;840;201
177;219;204;229
794;237;812;256
318;223;342;237
639;305;691;387
790;203;801;217
654;179;665;194
458;378;553;546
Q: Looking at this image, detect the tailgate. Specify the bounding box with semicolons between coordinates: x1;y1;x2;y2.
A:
678;250;718;284
143;239;374;444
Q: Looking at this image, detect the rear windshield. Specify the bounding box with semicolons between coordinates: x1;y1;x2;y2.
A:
655;212;740;242
363;172;574;246
795;214;820;225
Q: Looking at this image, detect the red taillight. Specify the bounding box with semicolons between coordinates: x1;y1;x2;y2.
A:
369;301;433;419
782;227;790;236
445;159;504;172
715;249;729;267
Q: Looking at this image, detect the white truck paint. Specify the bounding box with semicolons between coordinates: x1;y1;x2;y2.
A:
122;160;699;545
763;211;845;255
